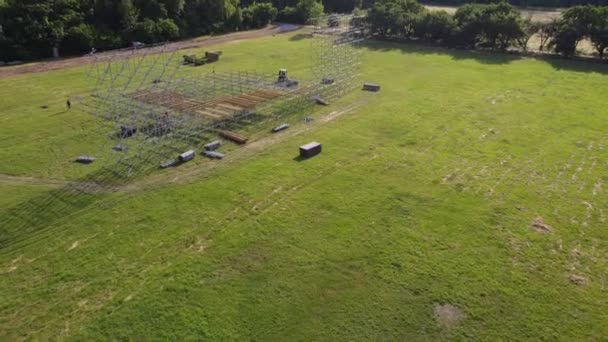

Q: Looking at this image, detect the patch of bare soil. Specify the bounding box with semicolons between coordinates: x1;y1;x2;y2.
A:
0;24;301;79
569;274;588;286
531;216;552;233
68;241;80;251
434;303;465;328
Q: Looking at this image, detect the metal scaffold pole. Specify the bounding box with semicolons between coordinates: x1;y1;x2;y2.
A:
78;14;366;180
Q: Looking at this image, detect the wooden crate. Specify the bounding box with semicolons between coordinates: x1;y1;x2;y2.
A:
299;142;322;158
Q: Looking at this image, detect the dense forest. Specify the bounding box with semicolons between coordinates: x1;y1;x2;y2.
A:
0;0;328;60
419;0;607;7
0;0;607;61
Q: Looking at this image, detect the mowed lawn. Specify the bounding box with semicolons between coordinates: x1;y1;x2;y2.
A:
1;32;608;340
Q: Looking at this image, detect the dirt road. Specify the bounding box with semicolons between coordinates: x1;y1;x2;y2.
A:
0;24;301;79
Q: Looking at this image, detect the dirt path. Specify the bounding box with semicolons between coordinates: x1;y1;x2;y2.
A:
0;174;115;193
0;24;302;79
0;174;85;188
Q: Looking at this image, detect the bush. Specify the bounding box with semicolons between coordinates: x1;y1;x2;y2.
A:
454;2;524;50
589;6;608;58
94;31;123;51
322;0;361;13
277;6;299;23
482;3;524;50
367;0;425;37
454;4;484;48
276;0;322;24
296;0;324;24
550;24;580;56
130;19;158;44
415;10;456;42
0;35;16;61
156;19;180;41
225;8;244;31
242;2;278;29
548;5;601;56
63;24;96;54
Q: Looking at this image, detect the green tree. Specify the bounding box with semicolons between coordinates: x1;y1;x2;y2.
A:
156;18;180;41
367;0;425;38
162;0;185;18
131;18;157;43
0;0;84;58
415;10;456;42
322;0;360;13
537;19;557;51
134;0;168;20
549;5;597;56
453;2;524;50
277;5;299;23
94;0;138;33
550;22;579;56
479;2;524;50
589;6;608;58
242;2;278;29
63;23;96;53
515;17;540;51
453;3;484;47
296;0;324;24
182;0;240;35
560;5;596;37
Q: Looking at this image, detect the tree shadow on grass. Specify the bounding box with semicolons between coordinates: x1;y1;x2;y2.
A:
359;39;522;65
541;56;608;75
358;39;608;74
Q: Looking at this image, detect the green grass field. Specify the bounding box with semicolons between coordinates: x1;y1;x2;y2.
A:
1;31;607;340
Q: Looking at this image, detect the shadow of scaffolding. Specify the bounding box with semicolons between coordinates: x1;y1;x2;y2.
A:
0;158;150;252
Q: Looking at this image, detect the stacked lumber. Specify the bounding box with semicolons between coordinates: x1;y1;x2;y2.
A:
220;130;248;144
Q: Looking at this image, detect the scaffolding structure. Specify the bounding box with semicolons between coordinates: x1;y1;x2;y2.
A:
79;14;366;179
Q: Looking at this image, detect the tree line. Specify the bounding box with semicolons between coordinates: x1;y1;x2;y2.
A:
1;0;607;62
368;0;608;58
0;0;326;61
418;0;607;8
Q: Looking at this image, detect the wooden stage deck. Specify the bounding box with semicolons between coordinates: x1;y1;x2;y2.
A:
129;89;284;120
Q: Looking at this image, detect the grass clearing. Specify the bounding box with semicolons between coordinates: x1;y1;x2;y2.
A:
1;32;608;340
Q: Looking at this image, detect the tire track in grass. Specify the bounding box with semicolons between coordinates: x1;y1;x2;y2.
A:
438;133;605;230
3;98;372;321
562;137;607;226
